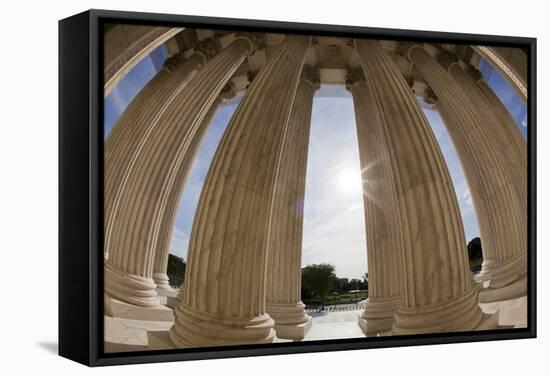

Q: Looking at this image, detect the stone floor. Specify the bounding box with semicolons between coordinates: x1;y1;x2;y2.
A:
479;295;528;328
104;296;528;352
277;310;365;342
104;316;173;353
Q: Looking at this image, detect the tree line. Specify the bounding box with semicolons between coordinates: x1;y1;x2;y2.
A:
167;236;482;303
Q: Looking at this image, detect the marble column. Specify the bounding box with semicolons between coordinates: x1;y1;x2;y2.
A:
104;51;206;260
408;46;526;296
104;35;257;308
449;62;527;292
265;65;319;340
169;35;311;347
152;83;238;292
471;66;527;159
345;67;404;335
355;39;490;335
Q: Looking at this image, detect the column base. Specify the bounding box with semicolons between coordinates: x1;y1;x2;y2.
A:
357;296;402;336
391;289;488;335
479;275;527;303
274;317;312;341
104;296;174;321
104;263;160;307
476;311;501;330
156;287;179;298
165;296;180;309
473;259;497;283
487;252;527;289
148;330;175;350
153;272;173;291
168;304;276;348
267;302;312;340
156;286;179;305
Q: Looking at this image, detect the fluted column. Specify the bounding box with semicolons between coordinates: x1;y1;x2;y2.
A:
408;46;527;294
265;66;319;340
345;67;404;335
104;35;256;308
355;39;489;335
104;52;206;260
472;66;527;152
152;83;238;291
169;35;310;347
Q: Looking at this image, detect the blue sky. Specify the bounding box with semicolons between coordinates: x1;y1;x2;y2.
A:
479;59;528;139
105;49;526;280
104;45;168;137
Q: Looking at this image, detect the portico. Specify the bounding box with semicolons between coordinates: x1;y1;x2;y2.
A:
102;25;528;349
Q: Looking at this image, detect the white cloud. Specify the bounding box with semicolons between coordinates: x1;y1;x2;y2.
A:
169;225;190;259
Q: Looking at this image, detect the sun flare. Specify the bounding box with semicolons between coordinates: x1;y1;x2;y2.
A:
335;166;363;195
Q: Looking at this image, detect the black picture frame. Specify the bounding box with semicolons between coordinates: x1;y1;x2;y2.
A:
59;8;537;367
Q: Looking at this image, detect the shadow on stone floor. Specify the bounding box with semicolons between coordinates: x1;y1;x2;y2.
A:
36;341;58;354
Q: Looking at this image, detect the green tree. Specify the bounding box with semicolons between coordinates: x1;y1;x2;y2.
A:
348;278;362;291
467;237;483;273
301;263;337;305
167;253;186;287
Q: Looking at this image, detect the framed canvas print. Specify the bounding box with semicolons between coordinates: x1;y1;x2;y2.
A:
59;9;536;366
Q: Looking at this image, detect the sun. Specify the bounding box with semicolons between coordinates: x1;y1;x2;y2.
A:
335;166;363;195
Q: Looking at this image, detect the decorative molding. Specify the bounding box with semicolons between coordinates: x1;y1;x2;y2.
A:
326;44;341;57
472;46;527;100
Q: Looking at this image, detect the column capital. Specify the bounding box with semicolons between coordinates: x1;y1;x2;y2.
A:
345;66;366;89
220;81;237;103
163;51;206;73
423;86;438;105
397;41;424;62
465;64;484;83
235;31;267;53
436;49;459;71
300;65;321;89
162;52;186;73
195;37;221;60
403;74;415;91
